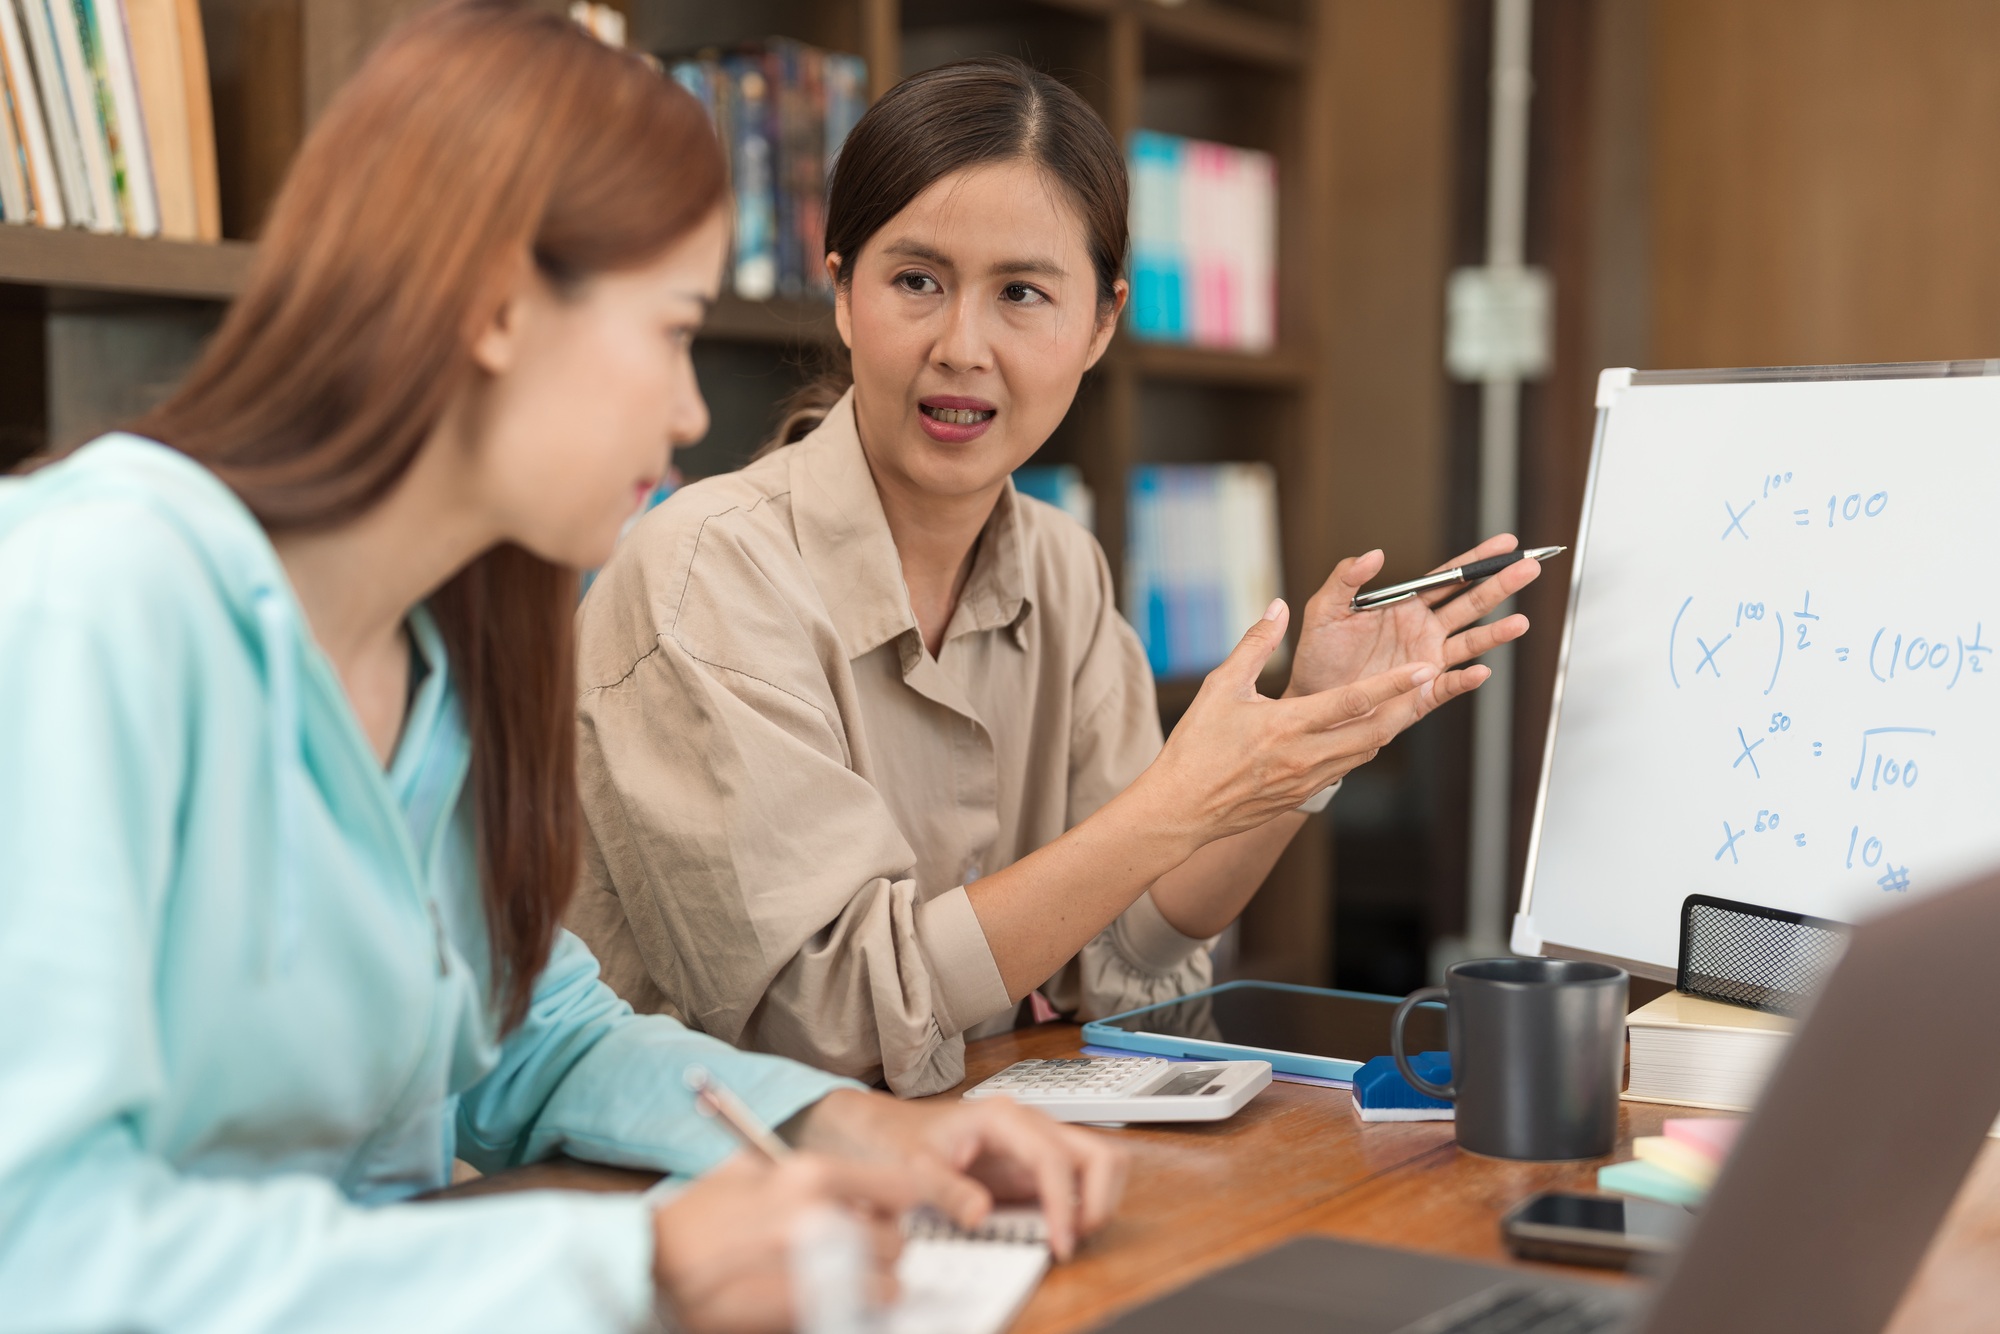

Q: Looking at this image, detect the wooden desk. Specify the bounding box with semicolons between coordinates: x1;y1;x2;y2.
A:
450;1023;2000;1332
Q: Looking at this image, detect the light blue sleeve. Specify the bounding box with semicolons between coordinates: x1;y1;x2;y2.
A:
456;930;867;1177
0;512;660;1334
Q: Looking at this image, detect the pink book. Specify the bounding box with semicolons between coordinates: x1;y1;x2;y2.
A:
1665;1116;1743;1164
1185;141;1234;347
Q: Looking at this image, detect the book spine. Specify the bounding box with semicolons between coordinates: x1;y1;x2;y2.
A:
1238;146;1277;351
1127;130;1182;341
172;0;215;240
766;44;796;297
724;56;775;300
0;56;28;221
0;0;61;226
797;42;826;295
17;0;88;225
121;0;193;238
1126;466;1169;676
48;0;114;230
91;0;157;235
823;52;863;177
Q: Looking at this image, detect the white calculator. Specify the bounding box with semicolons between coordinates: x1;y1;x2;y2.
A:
961;1056;1271;1123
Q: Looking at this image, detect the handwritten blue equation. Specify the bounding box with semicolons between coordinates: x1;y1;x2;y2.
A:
1668;591;1990;694
1704;720;1937;896
1719;474;1889;542
1850;726;1935;791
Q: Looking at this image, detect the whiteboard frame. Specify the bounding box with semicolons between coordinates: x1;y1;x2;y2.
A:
1513;359;2000;981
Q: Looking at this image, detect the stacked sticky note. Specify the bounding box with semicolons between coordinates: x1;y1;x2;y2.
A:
1350;1053;1453;1122
1597;1117;1743;1207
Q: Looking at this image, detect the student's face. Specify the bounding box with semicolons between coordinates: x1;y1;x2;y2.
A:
834;160;1125;503
466;205;728;570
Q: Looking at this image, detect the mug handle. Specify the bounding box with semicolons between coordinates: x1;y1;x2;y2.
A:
1391;986;1456;1100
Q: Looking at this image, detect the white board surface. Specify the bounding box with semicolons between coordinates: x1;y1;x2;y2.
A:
1520;369;2000;974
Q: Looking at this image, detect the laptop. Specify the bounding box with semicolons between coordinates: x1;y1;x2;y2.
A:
1097;865;2000;1334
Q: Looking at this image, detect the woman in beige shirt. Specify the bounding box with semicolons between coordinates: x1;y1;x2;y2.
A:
569;57;1542;1096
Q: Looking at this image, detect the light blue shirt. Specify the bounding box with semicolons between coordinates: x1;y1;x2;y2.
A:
0;436;860;1332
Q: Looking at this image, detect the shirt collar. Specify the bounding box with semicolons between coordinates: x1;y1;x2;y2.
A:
791;389;1032;662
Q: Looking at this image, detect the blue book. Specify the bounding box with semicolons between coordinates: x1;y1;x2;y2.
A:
1127;130;1187;340
721;54;776;300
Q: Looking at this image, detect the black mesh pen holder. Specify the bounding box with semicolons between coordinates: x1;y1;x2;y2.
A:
1676;894;1851;1016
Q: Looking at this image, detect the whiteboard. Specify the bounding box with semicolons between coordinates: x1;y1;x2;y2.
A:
1517;363;2000;979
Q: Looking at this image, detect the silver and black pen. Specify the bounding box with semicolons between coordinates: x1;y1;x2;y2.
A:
1349;546;1566;611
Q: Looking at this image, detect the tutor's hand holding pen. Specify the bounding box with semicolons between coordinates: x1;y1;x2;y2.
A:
1138;600;1439;846
1283;533;1543;715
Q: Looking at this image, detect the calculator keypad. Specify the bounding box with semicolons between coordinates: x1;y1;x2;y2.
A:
970;1057;1173;1099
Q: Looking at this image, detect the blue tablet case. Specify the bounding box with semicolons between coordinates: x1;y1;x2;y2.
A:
1079;979;1443;1084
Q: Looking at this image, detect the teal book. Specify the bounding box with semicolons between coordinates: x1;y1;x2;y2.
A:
1597;1159;1705;1208
1127;130;1186;340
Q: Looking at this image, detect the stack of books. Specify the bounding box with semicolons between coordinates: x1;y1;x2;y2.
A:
1127;128;1277;352
1124;463;1284;679
1598;1117;1742;1207
1011;464;1095;534
668;40;867;302
1622;990;1794;1112
0;0;218;239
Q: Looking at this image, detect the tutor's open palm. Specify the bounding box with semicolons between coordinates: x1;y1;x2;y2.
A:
1283;534;1542;716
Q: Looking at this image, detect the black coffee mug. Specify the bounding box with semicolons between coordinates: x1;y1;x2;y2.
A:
1390;957;1627;1161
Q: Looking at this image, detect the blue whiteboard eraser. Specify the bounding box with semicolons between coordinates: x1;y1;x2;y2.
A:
1352;1053;1454;1122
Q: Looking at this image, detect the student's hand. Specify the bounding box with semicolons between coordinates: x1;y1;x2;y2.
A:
1138;602;1440;845
784;1088;1127;1261
651;1151;916;1334
1282;533;1539;710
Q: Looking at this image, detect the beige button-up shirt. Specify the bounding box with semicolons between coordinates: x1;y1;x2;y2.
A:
568;391;1211;1095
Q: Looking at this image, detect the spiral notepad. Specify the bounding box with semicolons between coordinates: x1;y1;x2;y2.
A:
890;1208;1050;1334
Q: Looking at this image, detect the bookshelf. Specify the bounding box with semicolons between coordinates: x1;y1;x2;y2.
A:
0;0;1344;987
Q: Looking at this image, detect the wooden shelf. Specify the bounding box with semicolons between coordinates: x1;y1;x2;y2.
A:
1138;3;1305;70
1115;337;1311;388
1023;0;1305;69
699;293;839;347
0;227;252;301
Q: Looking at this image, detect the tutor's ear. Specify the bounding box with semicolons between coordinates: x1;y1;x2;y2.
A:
827;252;853;351
1084;276;1128;372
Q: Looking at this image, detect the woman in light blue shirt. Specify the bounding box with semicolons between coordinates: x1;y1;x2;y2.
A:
0;6;1118;1332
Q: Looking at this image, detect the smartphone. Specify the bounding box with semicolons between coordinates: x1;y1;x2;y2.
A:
1500;1192;1692;1271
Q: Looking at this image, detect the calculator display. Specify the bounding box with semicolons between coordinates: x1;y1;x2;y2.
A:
1099;984;1448;1064
1145;1069;1222;1097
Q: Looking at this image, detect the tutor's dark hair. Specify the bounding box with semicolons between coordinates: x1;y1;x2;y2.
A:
130;1;727;1032
762;55;1128;453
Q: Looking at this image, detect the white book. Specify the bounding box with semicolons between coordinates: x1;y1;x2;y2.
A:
91;0;157;235
45;0;117;232
1238;148;1277;351
15;0;89;225
0;0;61;225
1622;991;1793;1113
1220;463;1282;648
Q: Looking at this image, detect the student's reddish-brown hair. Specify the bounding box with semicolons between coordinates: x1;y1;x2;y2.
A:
134;0;726;1030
